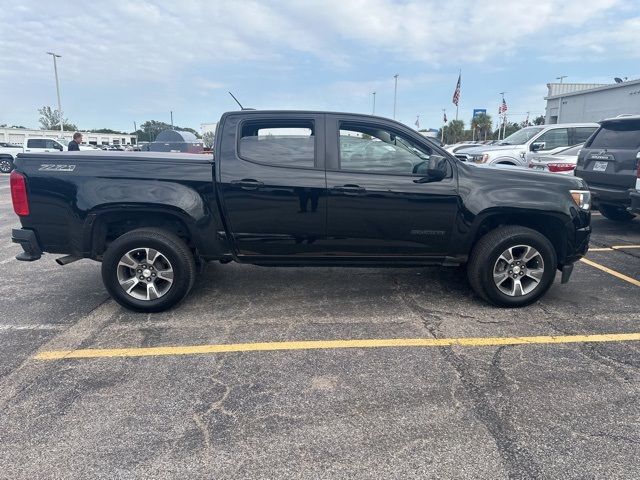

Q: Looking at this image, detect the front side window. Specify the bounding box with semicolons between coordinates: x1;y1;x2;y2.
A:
339;123;433;175
239;120;315;168
44;139;60;149
589;121;640;149
535;128;569;150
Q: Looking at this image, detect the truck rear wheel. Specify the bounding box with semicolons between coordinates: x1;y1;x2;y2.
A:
101;228;196;312
467;226;557;307
598;204;635;222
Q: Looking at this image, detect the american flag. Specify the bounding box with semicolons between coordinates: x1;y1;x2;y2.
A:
499;98;508;114
452;73;461;106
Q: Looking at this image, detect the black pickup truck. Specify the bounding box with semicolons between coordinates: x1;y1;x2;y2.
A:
10;110;592;311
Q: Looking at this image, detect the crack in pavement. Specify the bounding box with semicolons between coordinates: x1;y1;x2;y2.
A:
398;293;542;479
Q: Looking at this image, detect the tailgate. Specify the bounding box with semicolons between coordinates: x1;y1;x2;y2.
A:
578;149;637;189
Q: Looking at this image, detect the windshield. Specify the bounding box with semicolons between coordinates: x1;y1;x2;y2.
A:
499;127;544;145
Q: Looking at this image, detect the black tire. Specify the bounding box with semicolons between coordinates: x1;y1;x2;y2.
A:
0;157;14;174
467;226;557;308
598;204;635;222
101;228;196;312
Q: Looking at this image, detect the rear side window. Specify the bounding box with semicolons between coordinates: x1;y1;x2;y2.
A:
239;120;315;168
27;139;45;148
589;121;640;149
573;127;597;144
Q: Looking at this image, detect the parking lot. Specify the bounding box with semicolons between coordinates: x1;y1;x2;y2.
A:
0;173;639;479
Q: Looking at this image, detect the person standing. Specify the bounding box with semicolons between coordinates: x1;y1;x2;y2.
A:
68;132;82;151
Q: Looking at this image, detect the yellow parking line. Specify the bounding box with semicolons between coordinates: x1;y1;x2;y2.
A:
611;245;640;250
588;247;613;252
580;258;640;287
34;332;640;360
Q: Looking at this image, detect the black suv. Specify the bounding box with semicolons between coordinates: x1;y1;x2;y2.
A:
575;115;640;221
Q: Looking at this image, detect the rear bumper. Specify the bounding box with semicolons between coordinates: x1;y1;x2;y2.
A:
11;228;42;261
589;184;631;207
630;190;640;214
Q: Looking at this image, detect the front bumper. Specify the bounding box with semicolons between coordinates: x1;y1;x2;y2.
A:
11;228;42;261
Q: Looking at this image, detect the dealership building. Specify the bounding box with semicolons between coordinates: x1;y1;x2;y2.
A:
545;78;640;124
0;127;137;146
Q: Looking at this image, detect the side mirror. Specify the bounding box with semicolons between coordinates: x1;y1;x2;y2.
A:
530;142;545;152
414;155;448;183
56;144;63;151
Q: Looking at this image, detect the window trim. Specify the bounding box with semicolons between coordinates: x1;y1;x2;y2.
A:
236;118;320;171
332;120;450;178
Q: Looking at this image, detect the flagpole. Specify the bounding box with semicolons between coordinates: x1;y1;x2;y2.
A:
441;109;446;144
455;69;460;121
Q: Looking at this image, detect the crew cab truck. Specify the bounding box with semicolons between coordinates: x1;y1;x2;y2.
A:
456;123;598;167
0;137;67;173
10;110;592;312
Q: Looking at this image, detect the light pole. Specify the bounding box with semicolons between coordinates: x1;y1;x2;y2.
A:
393;74;399;119
372;91;376;115
46;52;63;136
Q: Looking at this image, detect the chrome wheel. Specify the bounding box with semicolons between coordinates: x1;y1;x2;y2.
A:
492;245;545;297
116;248;174;301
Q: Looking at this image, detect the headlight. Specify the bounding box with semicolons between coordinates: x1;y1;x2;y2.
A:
473;154;489;163
570;190;591;211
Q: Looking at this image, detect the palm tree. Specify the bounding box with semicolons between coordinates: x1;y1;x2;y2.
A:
473;113;493;140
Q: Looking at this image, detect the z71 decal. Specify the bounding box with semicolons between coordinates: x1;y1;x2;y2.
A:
38;164;76;172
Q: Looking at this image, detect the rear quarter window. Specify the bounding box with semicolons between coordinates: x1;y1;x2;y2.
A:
589;121;640;149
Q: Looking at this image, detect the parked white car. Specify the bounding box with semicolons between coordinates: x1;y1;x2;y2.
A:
454;123;597;167
0;137;67;173
527;143;583;174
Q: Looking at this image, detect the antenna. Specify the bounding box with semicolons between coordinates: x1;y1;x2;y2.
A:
228;91;244;110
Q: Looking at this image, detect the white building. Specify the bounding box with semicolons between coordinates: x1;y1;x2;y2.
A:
0;127;137;146
545;78;640;124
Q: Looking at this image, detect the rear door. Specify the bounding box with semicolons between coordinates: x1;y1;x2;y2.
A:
577;119;640;190
217;113;328;258
324;115;459;257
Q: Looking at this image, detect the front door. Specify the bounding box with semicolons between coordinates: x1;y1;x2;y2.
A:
218;113;327;258
324;116;459;257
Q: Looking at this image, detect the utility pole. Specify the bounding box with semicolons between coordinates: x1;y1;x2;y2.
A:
556;76;566;123
393;74;399;119
441;109;446;144
170;111;174;129
46;52;63;136
372;91;376;115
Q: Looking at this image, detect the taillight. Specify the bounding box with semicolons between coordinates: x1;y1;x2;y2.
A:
547;163;576;173
10;171;29;216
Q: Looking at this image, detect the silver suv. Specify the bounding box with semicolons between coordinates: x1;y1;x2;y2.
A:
456;123;598;167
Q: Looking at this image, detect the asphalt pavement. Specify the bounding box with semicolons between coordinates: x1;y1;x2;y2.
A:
0;174;639;479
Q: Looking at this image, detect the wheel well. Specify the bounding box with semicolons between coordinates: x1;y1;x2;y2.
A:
91;211;193;258
472;214;567;263
495;161;516;165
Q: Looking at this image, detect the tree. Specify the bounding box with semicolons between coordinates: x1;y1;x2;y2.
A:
533;115;545;125
471;113;493;141
88;128;127;134
494;122;521;139
38;106;77;131
202;131;215;148
440;119;465;144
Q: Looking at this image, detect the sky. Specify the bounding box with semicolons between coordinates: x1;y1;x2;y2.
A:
1;0;639;133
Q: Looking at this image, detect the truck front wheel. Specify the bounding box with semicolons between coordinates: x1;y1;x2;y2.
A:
467;226;557;307
101;228;196;312
0;157;14;174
